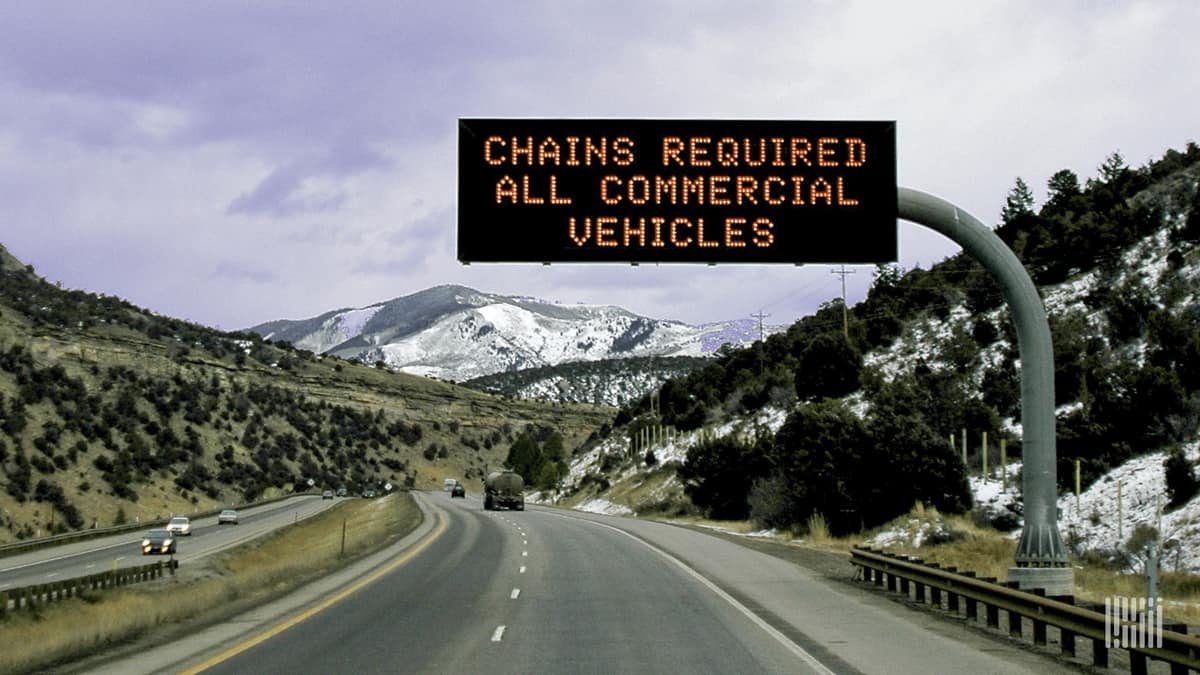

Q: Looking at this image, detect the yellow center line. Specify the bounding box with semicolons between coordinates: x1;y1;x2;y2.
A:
179;509;448;674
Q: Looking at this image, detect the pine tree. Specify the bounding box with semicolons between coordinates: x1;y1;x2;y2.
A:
1098;151;1128;183
1164;446;1199;508
1000;177;1035;225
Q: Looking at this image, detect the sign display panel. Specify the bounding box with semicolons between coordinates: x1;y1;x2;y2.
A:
458;119;896;264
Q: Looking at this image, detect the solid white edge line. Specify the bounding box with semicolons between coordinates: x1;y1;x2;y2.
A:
491;625;506;642
542;511;835;675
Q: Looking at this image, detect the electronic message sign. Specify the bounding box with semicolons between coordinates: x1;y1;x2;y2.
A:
458;119;896;264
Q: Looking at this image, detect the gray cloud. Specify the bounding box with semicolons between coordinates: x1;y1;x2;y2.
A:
0;1;1196;331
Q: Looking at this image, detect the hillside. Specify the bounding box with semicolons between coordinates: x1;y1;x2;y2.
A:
250;285;783;385
0;249;612;542
542;143;1200;564
462;355;708;406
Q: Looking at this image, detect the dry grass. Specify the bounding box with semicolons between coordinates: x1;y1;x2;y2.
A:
848;504;1200;625
0;493;421;674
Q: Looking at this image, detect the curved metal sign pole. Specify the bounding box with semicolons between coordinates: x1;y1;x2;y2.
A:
897;188;1072;594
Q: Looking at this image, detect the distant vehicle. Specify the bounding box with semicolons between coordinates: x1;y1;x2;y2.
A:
142;529;176;555
322;489;334;499
166;516;191;536
362;489;377;498
218;509;239;525
484;470;524;511
336;487;347;498
451;481;466;498
443;478;457;492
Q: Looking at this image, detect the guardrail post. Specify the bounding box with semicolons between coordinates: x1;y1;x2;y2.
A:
947;589;958;613
887;572;896;592
1130;651;1148;675
0;590;7;617
1008;610;1022;638
913;580;924;604
1163;623;1190;675
1060;629;1075;657
1092;636;1108;668
899;576;910;597
986;603;1000;629
929;584;941;609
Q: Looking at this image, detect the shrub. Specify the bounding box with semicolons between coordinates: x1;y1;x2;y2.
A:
1164;446;1199;508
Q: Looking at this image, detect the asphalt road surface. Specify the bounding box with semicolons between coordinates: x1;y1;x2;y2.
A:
0;495;338;593
90;491;1077;675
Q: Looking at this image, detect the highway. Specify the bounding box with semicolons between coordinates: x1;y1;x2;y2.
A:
88;491;1078;674
0;495;338;593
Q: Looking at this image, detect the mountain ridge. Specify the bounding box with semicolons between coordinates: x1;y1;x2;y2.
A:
249;284;785;384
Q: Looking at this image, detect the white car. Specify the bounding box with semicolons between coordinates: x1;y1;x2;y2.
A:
166;516;192;536
443;478;457;492
217;509;239;525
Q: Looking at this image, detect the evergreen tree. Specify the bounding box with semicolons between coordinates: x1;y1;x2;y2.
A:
1047;169;1082;203
1001;177;1035;225
794;332;862;402
1164;446;1199;508
679;435;770;520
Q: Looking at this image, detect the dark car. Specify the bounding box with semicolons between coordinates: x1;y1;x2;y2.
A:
142;529;177;555
451;482;466;498
336;487;347;498
322;489;334;499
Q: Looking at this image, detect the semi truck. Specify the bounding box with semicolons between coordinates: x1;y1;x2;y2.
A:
484;470;525;511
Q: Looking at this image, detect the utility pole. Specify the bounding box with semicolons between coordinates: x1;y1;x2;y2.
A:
751;310;769;374
751;310;769;342
831;265;855;339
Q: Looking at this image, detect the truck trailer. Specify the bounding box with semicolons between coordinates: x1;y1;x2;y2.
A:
484;470;525;511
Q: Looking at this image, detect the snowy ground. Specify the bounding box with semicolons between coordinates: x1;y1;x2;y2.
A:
865;441;1200;574
1058;441;1200;572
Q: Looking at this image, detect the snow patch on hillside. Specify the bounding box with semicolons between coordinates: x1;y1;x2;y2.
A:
1059;441;1200;572
293;304;385;354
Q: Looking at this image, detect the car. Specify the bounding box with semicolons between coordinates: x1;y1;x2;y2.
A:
166;516;191;536
443;478;457;492
361;489;376;498
450;482;465;498
322;489;334;499
218;509;239;525
142;529;176;555
336;487;347;497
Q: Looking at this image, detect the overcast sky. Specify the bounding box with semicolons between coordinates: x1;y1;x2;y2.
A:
1;1;1196;330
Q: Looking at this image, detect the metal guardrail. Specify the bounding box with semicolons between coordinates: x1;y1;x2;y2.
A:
0;491;319;559
851;547;1200;674
0;559;178;615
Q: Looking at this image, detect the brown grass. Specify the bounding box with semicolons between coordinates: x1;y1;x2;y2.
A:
843;505;1200;625
0;493;421;674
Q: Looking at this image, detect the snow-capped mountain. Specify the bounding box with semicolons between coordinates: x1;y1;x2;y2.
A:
250;285;782;383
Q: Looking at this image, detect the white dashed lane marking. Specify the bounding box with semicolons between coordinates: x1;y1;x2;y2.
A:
519;566;526;574
491;625;506;642
511;588;521;599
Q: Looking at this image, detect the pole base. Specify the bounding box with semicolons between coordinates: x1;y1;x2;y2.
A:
1007;566;1074;596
